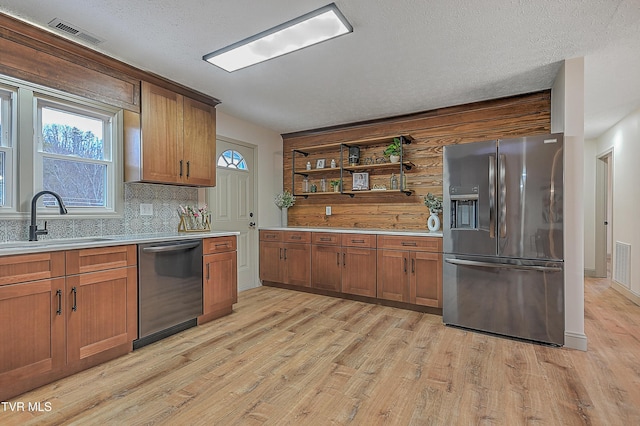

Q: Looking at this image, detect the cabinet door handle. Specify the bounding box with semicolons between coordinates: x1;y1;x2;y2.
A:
351;239;365;243
179;160;184;177
279;248;283;260
215;243;229;248
56;289;62;316
291;235;301;240
320;237;331;242
71;287;77;312
284;248;287;260
401;242;417;247
186;161;190;178
404;258;407;273
337;252;340;266
206;263;210;280
412;258;415;273
343;253;346;266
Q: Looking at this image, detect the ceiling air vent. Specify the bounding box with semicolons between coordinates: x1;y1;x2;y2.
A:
47;18;104;45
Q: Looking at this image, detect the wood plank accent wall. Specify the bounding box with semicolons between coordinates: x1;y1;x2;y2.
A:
282;91;551;230
0;12;219;110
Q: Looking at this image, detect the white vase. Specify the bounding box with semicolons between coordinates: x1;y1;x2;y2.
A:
390;154;400;163
281;207;288;227
427;211;441;232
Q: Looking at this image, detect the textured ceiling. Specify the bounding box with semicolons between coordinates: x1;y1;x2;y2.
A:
1;0;639;138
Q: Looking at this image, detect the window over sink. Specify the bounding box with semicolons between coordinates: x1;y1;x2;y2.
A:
0;74;123;217
36;98;114;209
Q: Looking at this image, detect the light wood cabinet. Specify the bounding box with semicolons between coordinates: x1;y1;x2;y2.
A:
311;244;342;291
260;230;441;309
0;245;137;401
377;236;443;307
0;277;65;401
199;236;237;325
259;231;311;287
341;247;377;297
312;233;377;297
125;81;216;186
64;246;138;369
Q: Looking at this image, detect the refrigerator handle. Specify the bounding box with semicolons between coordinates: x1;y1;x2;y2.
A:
445;258;562;273
489;155;495;238
499;154;507;238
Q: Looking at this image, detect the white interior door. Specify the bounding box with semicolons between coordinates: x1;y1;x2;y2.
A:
208;139;257;291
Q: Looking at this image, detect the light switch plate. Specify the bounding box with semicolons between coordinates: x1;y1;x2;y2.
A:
325;206;331;216
140;203;153;216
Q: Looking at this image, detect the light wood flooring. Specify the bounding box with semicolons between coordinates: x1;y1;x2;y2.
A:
2;276;639;425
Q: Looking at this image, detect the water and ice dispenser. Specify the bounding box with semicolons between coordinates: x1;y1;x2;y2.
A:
449;186;478;229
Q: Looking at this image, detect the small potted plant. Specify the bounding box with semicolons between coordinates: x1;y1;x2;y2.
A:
424;192;443;232
274;190;295;226
383;137;402;163
330;179;342;192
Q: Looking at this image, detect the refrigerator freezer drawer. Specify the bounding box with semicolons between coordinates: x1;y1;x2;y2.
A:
443;255;564;345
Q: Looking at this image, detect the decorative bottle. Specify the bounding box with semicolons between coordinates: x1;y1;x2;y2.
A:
330;159;336;168
391;173;398;190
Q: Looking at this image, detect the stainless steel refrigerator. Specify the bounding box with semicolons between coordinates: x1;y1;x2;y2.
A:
442;134;564;345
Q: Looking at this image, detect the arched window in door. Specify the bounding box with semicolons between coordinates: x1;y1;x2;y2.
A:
217;149;248;170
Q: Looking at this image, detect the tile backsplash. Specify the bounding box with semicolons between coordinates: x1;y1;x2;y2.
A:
0;183;199;242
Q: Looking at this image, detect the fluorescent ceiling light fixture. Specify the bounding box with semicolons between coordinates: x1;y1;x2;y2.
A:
203;3;352;72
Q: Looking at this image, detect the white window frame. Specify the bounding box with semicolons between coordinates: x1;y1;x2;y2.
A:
34;96;118;215
0;85;16;212
0;74;124;219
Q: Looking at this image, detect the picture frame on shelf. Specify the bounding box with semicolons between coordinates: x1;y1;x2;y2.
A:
352;172;369;191
316;159;325;169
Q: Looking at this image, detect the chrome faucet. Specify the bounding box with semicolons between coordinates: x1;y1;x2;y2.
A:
29;191;68;241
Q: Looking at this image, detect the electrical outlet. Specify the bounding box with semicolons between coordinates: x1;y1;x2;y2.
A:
140;203;153;216
325;206;332;216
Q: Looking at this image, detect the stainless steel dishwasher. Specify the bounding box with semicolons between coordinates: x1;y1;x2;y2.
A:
134;239;203;349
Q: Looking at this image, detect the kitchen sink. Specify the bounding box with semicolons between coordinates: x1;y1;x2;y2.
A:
38;237;114;245
0;237;114;249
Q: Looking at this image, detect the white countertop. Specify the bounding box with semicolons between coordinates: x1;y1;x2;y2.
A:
0;231;239;257
260;227;443;238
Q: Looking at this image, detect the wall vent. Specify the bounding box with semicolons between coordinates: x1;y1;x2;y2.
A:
47;18;104;45
614;241;631;287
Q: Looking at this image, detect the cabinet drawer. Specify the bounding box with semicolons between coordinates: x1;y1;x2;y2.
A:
376;235;442;252
203;236;236;254
0;252;65;286
341;233;376;248
260;230;282;242
283;231;311;243
312;232;340;246
66;245;137;275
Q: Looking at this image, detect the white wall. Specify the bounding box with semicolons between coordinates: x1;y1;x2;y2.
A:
583;138;597;273
592;107;640;298
215;110;283;228
551;58;587;351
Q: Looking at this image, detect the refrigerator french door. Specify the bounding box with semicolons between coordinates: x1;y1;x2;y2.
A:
442;134;564;345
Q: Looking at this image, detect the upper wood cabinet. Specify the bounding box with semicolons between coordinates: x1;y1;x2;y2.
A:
125;81;216;187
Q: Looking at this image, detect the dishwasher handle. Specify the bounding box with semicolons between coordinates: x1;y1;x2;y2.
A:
142;241;201;253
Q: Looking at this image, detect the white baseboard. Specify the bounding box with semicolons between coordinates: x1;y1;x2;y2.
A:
564;331;588;351
611;281;640;307
584;269;596;277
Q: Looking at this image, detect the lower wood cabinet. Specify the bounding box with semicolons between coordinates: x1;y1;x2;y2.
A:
0;278;66;400
260;230;442;309
199;236;238;324
0;245;137;402
377;236;443;307
259;231;311;287
311;232;377;297
65;267;137;366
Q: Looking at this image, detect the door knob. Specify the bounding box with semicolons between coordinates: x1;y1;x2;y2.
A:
249;222;256;228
